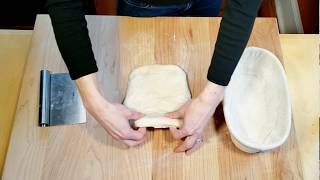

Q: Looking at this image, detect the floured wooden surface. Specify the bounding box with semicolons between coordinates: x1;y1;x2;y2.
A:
3;15;303;180
280;34;319;180
124;64;190;128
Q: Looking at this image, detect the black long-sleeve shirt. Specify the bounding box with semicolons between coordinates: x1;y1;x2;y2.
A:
47;0;262;86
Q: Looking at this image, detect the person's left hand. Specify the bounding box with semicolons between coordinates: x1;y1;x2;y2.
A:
165;81;225;155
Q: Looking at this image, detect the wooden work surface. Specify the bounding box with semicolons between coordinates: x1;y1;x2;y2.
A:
0;30;32;176
279;34;319;180
3;15;305;180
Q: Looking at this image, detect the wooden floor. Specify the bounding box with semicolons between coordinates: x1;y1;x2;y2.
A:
0;30;32;176
0;25;318;179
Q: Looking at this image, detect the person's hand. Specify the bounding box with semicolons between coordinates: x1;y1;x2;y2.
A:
89;101;147;147
75;73;146;147
165;81;225;155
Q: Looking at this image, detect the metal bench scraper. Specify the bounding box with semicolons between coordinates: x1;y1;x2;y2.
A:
39;69;86;127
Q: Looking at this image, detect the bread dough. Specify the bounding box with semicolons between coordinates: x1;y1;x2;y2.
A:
124;65;191;128
134;116;182;128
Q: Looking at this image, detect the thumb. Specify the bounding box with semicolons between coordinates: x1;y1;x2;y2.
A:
137;127;146;134
127;128;146;140
129;111;144;120
165;100;191;119
169;127;189;140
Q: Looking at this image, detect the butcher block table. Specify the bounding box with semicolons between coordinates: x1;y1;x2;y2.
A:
2;15;305;180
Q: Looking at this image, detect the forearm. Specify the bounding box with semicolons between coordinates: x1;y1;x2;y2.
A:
199;81;225;106
75;73;111;110
207;0;262;86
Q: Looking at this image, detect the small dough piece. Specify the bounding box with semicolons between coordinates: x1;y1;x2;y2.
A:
124;65;191;128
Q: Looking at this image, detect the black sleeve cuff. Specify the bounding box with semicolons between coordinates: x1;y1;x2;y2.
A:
207;52;238;86
68;61;98;80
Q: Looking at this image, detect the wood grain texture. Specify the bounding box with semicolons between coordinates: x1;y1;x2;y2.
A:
3;15;304;180
280;34;319;180
0;30;32;177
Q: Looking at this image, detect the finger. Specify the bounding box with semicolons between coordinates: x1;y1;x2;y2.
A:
169;127;189;140
108;130;121;140
123;128;146;141
165;100;191;119
106;131;130;149
186;140;203;155
121;128;147;146
137;127;146;135
129;111;144;120
102;126;122;141
122;137;146;147
174;135;197;153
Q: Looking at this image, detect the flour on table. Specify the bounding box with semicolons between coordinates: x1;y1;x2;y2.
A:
124;64;191;128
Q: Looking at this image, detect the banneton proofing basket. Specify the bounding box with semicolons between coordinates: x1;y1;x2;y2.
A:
223;47;291;153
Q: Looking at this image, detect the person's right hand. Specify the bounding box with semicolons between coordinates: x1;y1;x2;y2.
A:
75;73;146;147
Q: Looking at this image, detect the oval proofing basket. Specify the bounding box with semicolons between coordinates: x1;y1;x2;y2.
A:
223;47;291;153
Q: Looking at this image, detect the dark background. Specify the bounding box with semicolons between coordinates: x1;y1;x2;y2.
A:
0;0;318;33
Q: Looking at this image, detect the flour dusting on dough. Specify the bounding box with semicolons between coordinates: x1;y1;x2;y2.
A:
124;65;191;128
